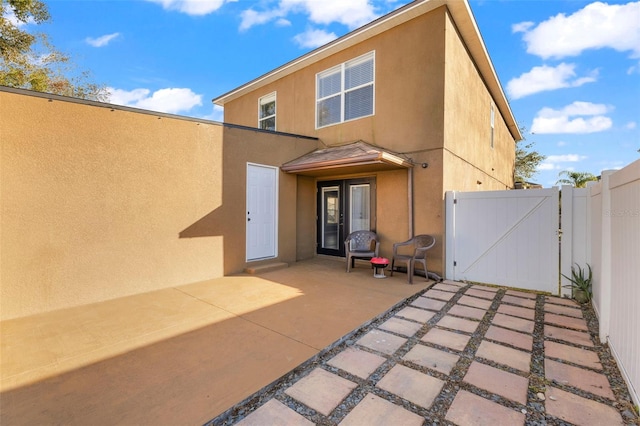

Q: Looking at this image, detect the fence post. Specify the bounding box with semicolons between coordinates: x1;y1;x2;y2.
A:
560;185;573;298
445;191;455;281
598;170;615;343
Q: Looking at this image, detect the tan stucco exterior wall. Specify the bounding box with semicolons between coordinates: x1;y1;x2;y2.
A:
0;90;317;320
442;11;516;192
224;8;448;154
221;6;517;277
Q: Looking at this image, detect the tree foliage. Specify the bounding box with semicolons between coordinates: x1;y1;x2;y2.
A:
514;129;546;184
0;0;108;100
556;170;598;188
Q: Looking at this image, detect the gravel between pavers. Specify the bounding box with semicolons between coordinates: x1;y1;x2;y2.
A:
206;283;639;426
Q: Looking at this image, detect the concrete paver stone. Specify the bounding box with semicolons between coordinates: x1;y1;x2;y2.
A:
338;393;423;426
545;358;615;399
355;329;407;355
402;344;460;375
376;364;445;409
378;317;423;337
410;297;446;311
448;304;486;320
395;306;435;323
421;328;471;351
546;386;624;425
544;340;602;370
463;361;529;404
422;289;456;301
485;325;533;351
505;290;537;299
327;348;387;379
497;303;535;320
545;312;588;331
236;400;314;426
432;283;462;293
492;313;535;333
545;324;593;347
544;303;583;318
464;288;497;300
457;295;493;309
445;390;526;426
284;368;357;416
501;295;536;309
436;315;479;333
545;296;579;307
475;340;531;373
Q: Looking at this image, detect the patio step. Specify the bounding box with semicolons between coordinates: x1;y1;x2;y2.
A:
244;262;289;275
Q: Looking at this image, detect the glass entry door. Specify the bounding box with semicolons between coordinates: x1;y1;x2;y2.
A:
317;178;375;256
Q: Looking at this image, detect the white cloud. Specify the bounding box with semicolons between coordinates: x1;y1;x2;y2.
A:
507;63;597;99
201;104;224;122
240;0;379;32
546;154;587;162
3;8;35;27
557;141;568;147
239;8;284;31
515;1;640;59
85;33;120;47
538;154;586;171
293;28;338;48
145;0;227;16
512;21;534;33
108;87;203;114
531;101;613;134
625;121;637;129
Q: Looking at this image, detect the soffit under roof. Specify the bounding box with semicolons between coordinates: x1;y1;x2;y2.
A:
281;141;413;177
212;0;522;141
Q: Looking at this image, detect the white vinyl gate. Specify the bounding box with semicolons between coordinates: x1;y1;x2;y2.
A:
445;188;560;294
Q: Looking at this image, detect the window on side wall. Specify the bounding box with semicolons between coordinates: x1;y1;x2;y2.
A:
316;51;374;128
259;92;276;131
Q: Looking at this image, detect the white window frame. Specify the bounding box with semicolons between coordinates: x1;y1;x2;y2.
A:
258;92;276;131
316;51;375;129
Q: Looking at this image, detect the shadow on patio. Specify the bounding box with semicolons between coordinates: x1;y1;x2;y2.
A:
0;257;431;425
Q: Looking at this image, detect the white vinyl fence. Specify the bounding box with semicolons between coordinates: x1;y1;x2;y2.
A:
585;160;639;408
445;159;639;406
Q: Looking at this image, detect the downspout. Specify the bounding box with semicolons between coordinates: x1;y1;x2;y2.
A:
408;167;414;238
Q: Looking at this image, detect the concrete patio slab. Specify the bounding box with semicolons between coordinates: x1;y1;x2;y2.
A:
497;303;535;320
436;315;480;333
410;296;446;311
457;295;493;309
395;306;435;323
545;312;588;331
422;289;456;301
464;287;498;299
544;302;583;318
448;304;487;320
501;295;537;308
492;313;535;333
0;257;429;425
355;329;407;355
546;386;624;425
378;316;423;337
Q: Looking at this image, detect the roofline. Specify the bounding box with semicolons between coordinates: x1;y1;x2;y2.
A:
1;85;321;141
212;0;522;141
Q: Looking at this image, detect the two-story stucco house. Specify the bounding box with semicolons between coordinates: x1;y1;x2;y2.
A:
0;0;521;321
214;0;521;276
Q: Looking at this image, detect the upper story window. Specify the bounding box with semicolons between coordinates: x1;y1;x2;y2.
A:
259;92;276;131
316;51;374;128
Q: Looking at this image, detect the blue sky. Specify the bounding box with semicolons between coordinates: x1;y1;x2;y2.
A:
21;0;640;186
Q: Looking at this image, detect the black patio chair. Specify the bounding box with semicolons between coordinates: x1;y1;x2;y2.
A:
345;230;379;272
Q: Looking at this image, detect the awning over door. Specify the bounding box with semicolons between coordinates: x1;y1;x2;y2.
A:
281;141;413;177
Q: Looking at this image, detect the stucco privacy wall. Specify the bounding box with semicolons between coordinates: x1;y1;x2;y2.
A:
0;89;318;320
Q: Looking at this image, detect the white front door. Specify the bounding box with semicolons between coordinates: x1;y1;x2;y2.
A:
246;163;278;261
